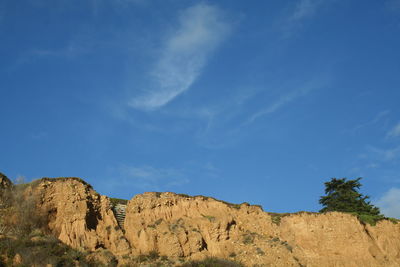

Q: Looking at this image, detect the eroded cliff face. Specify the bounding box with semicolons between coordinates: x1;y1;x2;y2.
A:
124;192;298;266
124;192;400;267
25;178;400;266
28;178;130;256
277;213;400;267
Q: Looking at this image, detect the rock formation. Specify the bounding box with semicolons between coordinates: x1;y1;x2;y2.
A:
6;177;400;266
0;173;12;206
28;178;131;256
123;192;400;267
0;172;12;191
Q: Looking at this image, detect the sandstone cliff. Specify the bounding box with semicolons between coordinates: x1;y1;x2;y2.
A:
123;192;400;267
5;177;400;266
28;178;130;255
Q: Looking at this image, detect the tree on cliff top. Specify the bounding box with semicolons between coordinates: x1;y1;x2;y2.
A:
319;177;381;216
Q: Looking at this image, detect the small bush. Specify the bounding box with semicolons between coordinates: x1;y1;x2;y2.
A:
179;257;244;267
201;214;216;222
271;215;281;225
271;237;280;242
356;213;384;226
136;254;148;263
148;250;160;260
242;233;254;244
177;193;191;198
160;255;169;261
1;183;48;237
109;198;128;206
0;235;99;266
169;223;179;232
256;247;265;255
269;213;291;225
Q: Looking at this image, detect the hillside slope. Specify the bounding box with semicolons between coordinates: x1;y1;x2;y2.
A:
1;176;399;266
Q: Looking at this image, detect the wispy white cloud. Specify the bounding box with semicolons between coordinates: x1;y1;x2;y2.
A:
129;3;231;110
247;89;308;123
116;0;148;5
366;145;400;161
119;165;188;190
350;110;390;133
290;0;321;21
10;39;90;71
387;122;400;138
281;0;326;37
376;187;400;218
0;3;5;25
386;0;400;12
246;78;327;124
366;163;380;169
32;41;86;58
31;131;48;140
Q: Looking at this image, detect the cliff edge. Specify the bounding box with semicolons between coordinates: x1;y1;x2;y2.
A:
2;177;399;266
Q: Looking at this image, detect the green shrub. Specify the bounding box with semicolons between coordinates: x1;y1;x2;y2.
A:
0;235;98;266
109;198;128;206
271;214;282;225
242;233;255;244
136;254;148;263
201;214;216;222
179;257;244;267
161;255;169;261
148;250;160;260
0;184;48;237
256;247;265;255
269;213;291;225
355;213;383;226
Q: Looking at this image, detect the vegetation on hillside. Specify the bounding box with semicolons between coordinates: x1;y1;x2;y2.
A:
1;172;399;266
0;177;104;266
110;197;129;206
0;234;102;266
179;257;244;267
0;174;244;266
319;177;388;225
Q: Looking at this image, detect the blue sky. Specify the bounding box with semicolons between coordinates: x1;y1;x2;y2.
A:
1;0;400;217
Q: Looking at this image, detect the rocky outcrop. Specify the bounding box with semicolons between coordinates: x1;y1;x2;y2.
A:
0;173;12;206
124;192;283;265
0;173;12;191
123;192;400;267
277;212;400;267
12;177;400;266
28;178;131;256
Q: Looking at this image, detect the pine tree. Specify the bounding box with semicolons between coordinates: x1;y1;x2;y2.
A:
319;177;381;216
